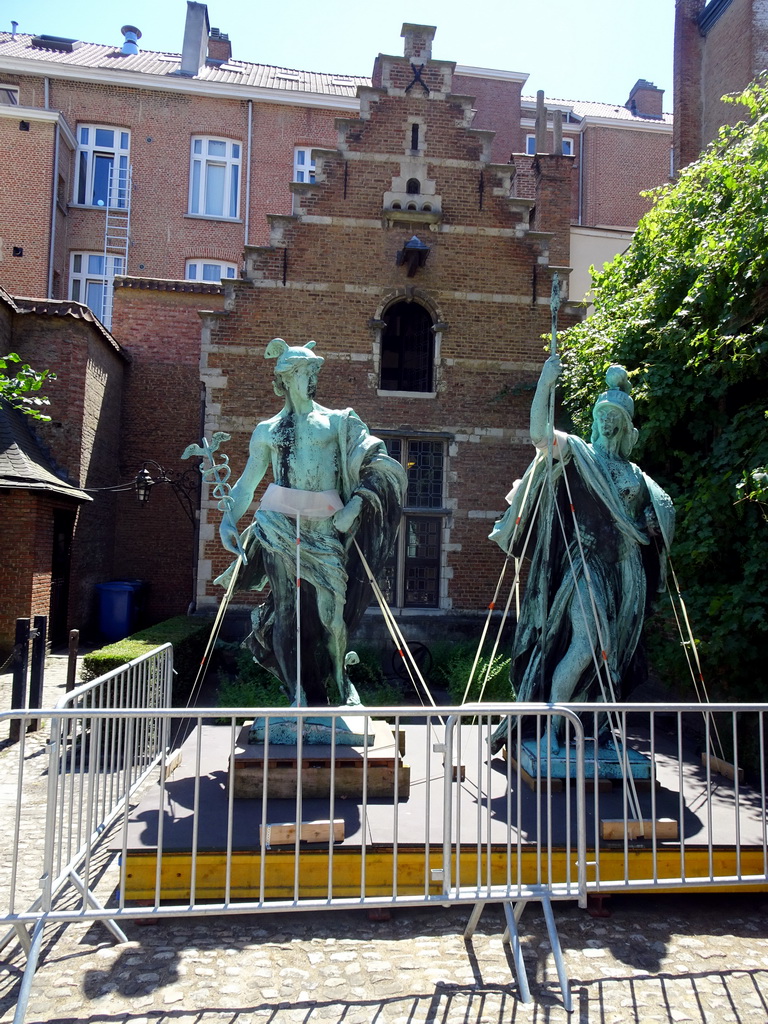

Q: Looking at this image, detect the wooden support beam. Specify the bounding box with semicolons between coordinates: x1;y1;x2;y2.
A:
702;753;744;783
600;818;678;841
260;819;345;847
166;749;183;777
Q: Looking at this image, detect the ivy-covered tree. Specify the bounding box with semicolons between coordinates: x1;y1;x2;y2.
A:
558;80;768;701
0;352;53;419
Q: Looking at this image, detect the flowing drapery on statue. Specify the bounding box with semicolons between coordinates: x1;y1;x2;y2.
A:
216;339;406;711
489;357;675;751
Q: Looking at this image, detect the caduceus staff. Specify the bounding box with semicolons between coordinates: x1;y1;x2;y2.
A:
181;432;248;700
182;431;247;563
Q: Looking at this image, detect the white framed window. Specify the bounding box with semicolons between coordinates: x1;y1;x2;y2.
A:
526;133;574;156
379;435;447;609
69;251;125;329
0;84;19;105
293;146;315;183
185;259;238;282
74;125;130;208
189;136;241;219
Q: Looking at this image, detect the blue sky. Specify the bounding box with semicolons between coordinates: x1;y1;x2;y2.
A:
10;0;675;108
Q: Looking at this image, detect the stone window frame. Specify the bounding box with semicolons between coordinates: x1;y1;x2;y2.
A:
376;431;452;610
293;146;316;183
371;291;445;399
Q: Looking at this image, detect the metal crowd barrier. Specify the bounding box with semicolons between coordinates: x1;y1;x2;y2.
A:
0;644;173;1023
1;655;767;1022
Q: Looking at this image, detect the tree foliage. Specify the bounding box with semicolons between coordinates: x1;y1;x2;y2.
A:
0;352;54;419
558;80;768;700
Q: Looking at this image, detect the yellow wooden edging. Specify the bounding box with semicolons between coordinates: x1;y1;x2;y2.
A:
123;845;768;901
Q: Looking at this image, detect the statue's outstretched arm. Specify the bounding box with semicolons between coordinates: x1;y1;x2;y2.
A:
220;431;270;557
530;354;562;447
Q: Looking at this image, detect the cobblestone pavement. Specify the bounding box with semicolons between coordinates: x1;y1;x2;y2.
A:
2;895;768;1024
2;654;768;1023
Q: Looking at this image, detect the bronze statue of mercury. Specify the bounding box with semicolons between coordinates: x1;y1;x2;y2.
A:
216;338;406;709
489;354;675;751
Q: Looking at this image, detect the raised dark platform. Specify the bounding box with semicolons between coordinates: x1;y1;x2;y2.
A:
115;720;768;900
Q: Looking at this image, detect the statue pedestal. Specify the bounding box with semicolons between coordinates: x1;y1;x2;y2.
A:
230;719;410;801
512;738;652;791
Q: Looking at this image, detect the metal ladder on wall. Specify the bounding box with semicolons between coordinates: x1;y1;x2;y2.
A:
101;162;132;329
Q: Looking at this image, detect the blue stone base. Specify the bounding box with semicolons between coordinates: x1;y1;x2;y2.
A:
518;738;652;780
248;713;373;746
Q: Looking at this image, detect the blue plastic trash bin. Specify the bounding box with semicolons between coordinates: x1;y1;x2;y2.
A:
111;579;146;631
96;582;135;642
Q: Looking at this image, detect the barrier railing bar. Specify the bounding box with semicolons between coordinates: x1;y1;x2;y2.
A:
392;712;400;900
422;717;432;896
730;711;741;881
190;722;203;908
762;711;768;879
225;717;237;907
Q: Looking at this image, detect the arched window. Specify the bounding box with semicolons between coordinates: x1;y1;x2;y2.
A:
406;178;420;194
380;301;434;392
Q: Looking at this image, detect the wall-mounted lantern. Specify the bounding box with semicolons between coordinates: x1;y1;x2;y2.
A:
396;235;431;278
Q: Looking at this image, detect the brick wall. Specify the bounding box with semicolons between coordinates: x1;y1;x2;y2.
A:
0;490;70;653
110;280;226;622
452;73;523;163
701;0;754;143
7;309;126;635
581;125;671;227
674;0;767;173
0;112;55;296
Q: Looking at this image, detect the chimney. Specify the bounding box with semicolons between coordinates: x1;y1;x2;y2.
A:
207;27;231;64
626;79;664;119
120;25;141;56
180;1;209;77
401;23;436;65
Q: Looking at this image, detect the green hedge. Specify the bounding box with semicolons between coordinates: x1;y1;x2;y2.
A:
82;615;211;700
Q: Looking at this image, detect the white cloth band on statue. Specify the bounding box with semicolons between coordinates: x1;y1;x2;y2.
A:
534;429;568;460
259;482;344;519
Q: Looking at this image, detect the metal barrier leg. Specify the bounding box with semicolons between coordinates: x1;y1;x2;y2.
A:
502;900;532;1003
69;869;128;945
464;901;485;939
12;916;46;1024
12;923;32;957
541;895;572;1013
501;898;526;943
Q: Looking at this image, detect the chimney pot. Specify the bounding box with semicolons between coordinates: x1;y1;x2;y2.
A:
120;25;141;56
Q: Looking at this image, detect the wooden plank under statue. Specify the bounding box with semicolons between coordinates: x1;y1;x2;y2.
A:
231;719;411;800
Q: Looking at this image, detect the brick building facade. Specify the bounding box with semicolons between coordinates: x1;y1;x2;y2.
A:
195;25;580;635
0;6;673;647
674;0;768;172
0;287;126;651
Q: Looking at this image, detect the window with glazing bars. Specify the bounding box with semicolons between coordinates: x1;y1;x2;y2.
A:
378;436;445;608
